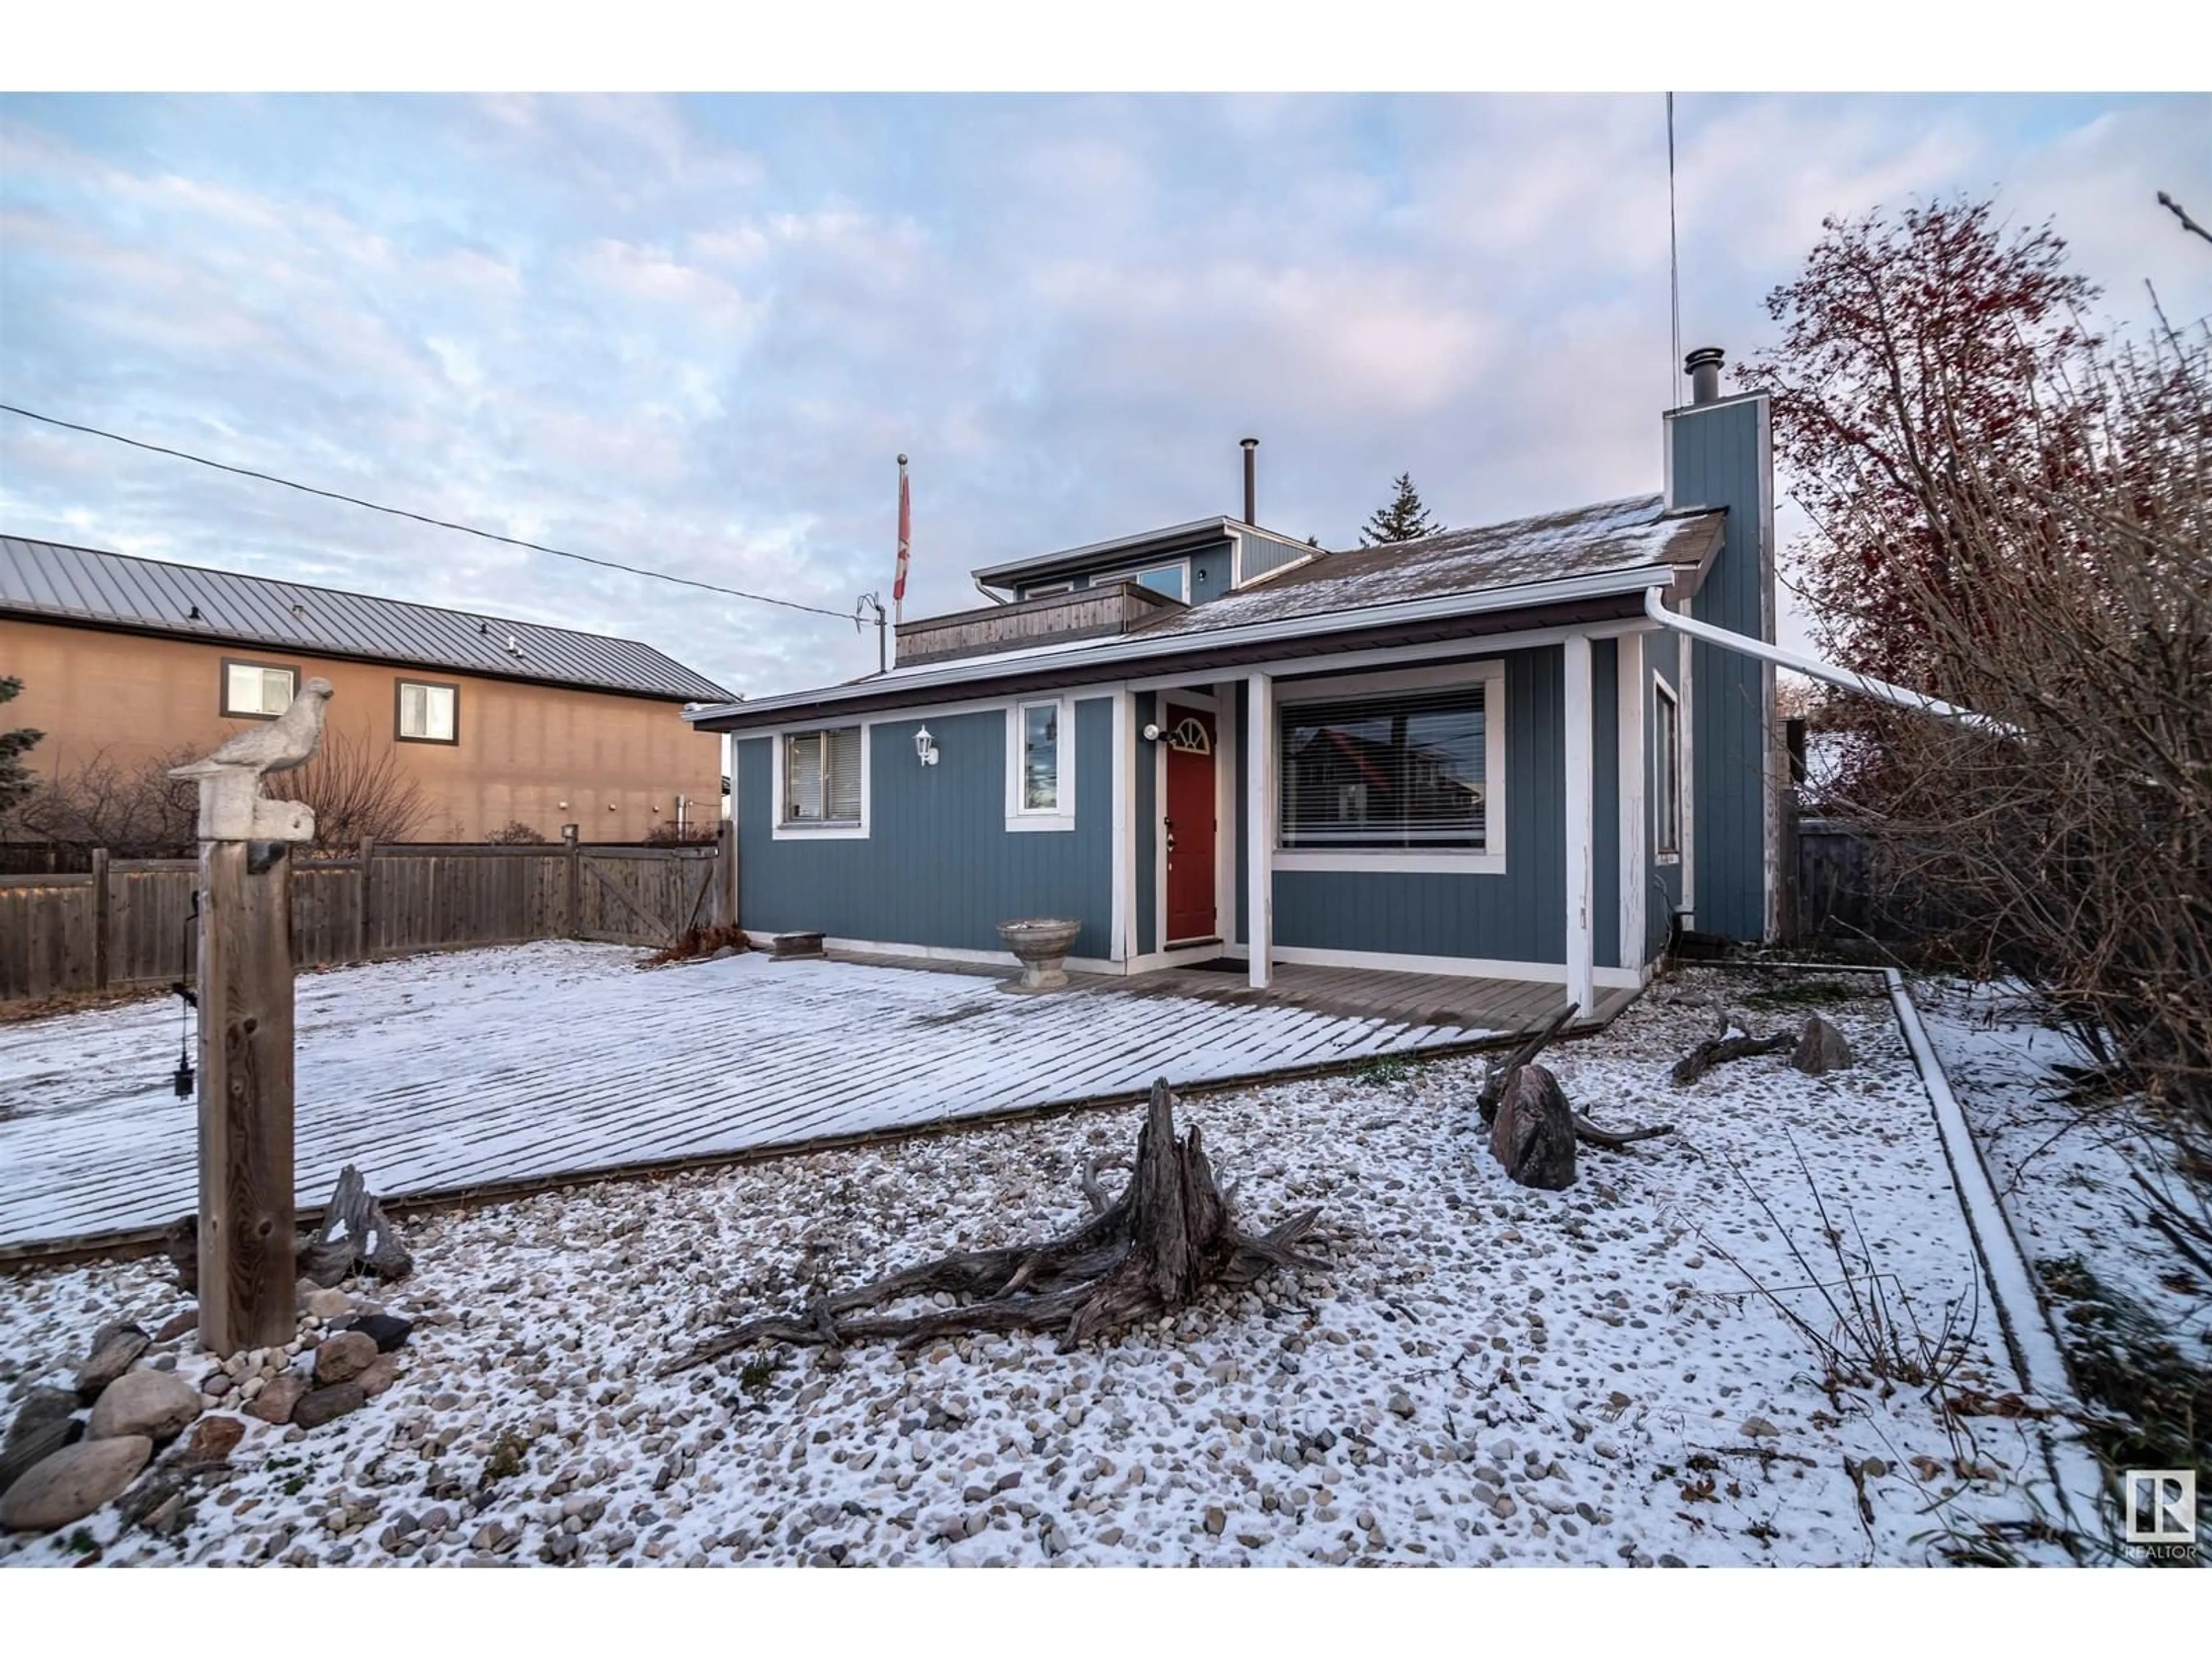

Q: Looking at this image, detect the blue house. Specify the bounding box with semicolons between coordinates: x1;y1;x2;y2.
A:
687;352;1781;1018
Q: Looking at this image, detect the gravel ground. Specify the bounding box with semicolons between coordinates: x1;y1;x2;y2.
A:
0;967;2078;1567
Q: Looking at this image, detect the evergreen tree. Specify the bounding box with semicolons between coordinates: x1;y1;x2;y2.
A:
1359;473;1440;545
0;677;41;815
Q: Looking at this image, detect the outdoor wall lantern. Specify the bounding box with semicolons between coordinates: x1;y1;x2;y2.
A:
914;726;940;767
1141;722;1163;741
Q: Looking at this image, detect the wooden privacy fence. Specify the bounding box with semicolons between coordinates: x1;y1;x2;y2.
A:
0;828;735;1004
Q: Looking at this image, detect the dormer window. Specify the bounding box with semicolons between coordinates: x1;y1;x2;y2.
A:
1093;561;1188;602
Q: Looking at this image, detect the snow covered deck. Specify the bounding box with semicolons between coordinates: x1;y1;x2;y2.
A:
0;943;1624;1256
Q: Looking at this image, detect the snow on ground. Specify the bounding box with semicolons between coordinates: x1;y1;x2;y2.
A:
1;968;2075;1568
1915;982;2212;1361
0;942;1480;1249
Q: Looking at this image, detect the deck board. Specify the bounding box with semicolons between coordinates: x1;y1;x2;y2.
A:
0;942;1641;1256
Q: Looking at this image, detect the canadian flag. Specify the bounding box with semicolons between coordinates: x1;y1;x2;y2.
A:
893;454;911;617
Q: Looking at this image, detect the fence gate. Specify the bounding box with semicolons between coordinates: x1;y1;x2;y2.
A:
573;846;725;945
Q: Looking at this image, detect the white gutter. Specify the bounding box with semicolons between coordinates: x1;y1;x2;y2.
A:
1642;588;2017;737
683;562;1680;726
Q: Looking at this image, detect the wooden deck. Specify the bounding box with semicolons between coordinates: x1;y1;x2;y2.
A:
0;943;1638;1260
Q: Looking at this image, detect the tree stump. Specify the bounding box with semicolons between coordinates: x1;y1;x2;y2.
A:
661;1078;1324;1375
1790;1014;1855;1074
1490;1063;1578;1190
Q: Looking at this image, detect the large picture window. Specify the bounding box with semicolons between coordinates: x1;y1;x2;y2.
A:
1280;684;1488;851
783;726;863;825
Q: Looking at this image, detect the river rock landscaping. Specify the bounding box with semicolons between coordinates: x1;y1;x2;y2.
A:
0;968;2085;1567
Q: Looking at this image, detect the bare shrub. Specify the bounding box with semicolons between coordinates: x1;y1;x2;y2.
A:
486;820;548;844
265;725;428;854
3;744;200;855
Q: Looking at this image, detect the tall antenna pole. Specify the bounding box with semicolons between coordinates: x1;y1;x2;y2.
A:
1666;92;1682;403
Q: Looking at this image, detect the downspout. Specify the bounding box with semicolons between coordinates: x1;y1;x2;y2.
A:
972;578;1011;607
1642;588;2017;737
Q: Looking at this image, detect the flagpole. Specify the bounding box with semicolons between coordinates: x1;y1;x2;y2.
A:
894;453;910;630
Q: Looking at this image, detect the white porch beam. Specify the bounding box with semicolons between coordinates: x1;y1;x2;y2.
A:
1563;635;1595;1017
1616;631;1647;975
1246;671;1274;990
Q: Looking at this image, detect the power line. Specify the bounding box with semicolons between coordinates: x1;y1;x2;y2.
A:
0;400;857;623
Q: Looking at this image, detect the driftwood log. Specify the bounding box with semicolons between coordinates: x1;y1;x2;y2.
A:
300;1165;412;1285
1671;1025;1794;1086
1475;1007;1675;1181
165;1168;411;1303
661;1079;1323;1376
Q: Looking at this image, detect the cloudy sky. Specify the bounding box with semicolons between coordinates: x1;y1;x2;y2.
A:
2;91;2206;695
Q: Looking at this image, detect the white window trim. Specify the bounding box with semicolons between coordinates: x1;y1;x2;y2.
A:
771;723;870;840
1653;671;1682;866
1006;697;1075;832
1272;658;1506;874
1023;580;1075;599
1089;558;1191;603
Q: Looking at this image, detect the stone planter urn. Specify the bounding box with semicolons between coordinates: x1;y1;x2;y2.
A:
997;917;1083;993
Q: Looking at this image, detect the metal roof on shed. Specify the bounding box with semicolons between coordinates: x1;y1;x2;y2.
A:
0;534;733;703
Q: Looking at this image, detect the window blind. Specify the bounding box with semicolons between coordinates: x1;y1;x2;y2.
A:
1279;684;1487;850
786;727;862;823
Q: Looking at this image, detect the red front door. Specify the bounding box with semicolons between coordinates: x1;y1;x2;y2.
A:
1163;706;1217;945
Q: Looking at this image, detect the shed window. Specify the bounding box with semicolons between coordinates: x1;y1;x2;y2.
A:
1655;680;1681;859
397;680;458;743
222;661;296;718
1019;702;1062;811
785;727;863;824
1280;685;1488;851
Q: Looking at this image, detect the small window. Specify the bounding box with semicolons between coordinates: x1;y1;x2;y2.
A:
397;680;459;744
1655;679;1682;859
1019;702;1061;811
1024;581;1075;600
1094;562;1189;601
785;727;863;824
222;660;296;719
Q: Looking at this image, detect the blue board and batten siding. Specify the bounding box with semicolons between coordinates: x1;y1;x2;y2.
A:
734;699;1115;959
1263;646;1571;967
1669;392;1774;942
1593;639;1622;971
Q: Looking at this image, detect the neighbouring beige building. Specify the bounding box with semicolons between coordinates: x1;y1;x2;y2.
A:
1;533;732;843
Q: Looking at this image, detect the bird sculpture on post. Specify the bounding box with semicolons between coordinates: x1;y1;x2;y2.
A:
168;676;334;1355
169;677;334;842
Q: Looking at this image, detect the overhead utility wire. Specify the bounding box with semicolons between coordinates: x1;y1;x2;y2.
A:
0;400;856;623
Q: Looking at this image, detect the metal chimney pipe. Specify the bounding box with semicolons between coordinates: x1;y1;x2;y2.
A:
1240;437;1258;524
1685;346;1725;405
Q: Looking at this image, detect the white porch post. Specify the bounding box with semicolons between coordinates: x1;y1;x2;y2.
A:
1111;689;1135;963
1563;635;1594;1016
1616;631;1647;976
1246;671;1274;990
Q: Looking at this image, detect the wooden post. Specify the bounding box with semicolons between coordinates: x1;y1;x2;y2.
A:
196;835;297;1354
565;835;582;939
90;847;111;991
716;817;738;930
355;836;375;964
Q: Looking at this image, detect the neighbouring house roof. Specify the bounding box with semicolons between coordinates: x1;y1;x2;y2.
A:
0;533;734;703
690;493;1725;732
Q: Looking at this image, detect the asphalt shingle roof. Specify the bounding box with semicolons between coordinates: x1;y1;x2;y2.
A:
0;534;733;703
